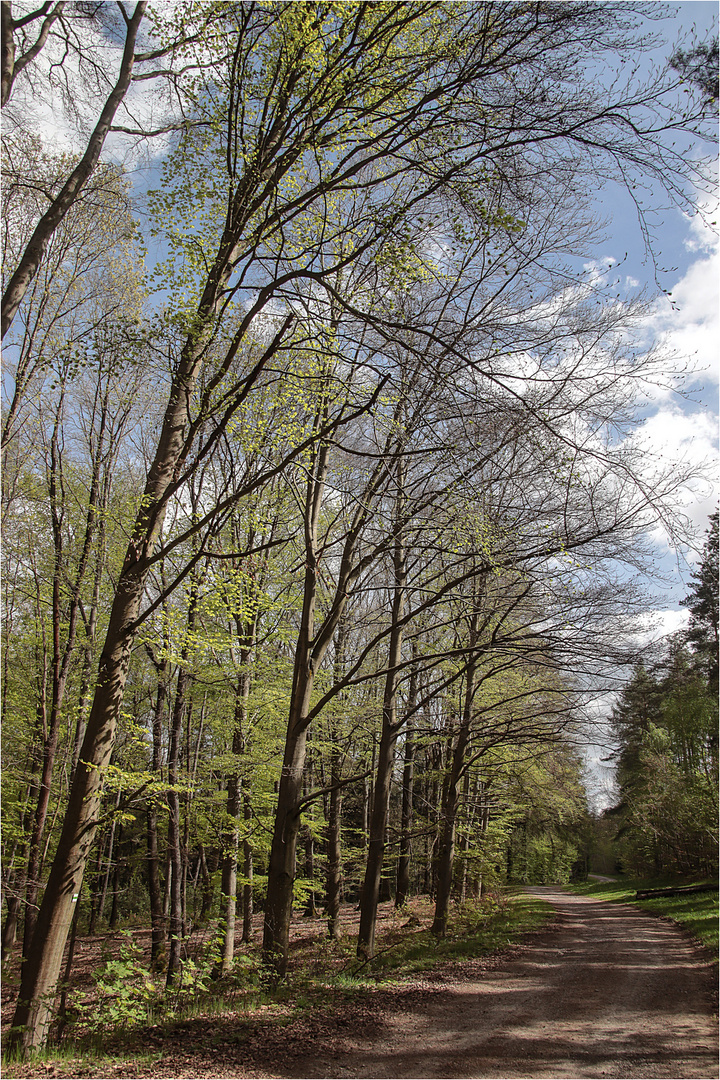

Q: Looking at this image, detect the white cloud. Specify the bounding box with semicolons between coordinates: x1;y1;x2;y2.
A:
684;195;720;255
632;405;718;553
638;198;720;400
637;606;690;639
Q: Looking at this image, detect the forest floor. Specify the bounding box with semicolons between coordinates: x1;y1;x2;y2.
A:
2;888;718;1079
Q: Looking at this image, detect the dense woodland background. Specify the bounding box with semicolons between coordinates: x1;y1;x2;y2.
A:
1;0;717;1058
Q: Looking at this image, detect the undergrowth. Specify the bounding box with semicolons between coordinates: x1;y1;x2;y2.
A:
2;892;552;1076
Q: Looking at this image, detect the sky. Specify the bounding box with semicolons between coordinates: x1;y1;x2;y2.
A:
585;3;718;584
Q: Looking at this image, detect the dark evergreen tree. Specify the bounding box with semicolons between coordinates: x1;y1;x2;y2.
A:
671;38;719;104
681;511;719;691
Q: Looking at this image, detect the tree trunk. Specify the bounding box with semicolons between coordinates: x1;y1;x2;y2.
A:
262;439;330;979
395;661;418;908
1;2;147;338
7;119;298;1054
98;787;122;928
455;769;472;903
241;794;253;942
303;744;317;917
108;824;123;930
262;705;310;979
325;739;343;939
55;887;82;1043
86;829;106;936
1;893;20;964
219;635;253;973
197;844;213;925
432;605;480;937
357;456;406;961
147;664;167;969
165;660;195;987
356;722;397;961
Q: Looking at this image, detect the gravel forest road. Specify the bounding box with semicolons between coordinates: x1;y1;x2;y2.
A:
288;886;718;1080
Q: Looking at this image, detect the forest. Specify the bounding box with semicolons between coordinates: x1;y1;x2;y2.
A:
1;0;717;1063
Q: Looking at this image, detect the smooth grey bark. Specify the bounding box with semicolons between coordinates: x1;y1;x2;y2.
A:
165;584;198;988
146;658;168;969
241;792;253;942
325;753;343;938
219;629;254;973
326;623;348;940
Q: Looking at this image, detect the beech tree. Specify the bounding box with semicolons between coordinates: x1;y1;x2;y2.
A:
1;0;232;338
3;1;716;1056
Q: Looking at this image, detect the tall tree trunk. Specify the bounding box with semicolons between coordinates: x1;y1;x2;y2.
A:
325;756;343;939
241;794;253;942
262;688;311;979
455;768;472;903
8;136;295;1052
219;632;254;972
325;622;348;941
262;437;330;980
147;660;168;969
1;893;20;965
302;740;317;917
22;384;110;961
165;642;196;986
97;786;122;928
108;824;123;930
395;659;418;908
55;885;82;1043
86;829;106;936
197;844;213;926
432;605;480;938
357;456;406;961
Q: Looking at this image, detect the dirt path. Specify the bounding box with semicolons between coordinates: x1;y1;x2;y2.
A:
287;886;718;1080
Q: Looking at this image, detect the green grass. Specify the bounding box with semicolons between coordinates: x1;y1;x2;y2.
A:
364;892;553;978
567;876;719;956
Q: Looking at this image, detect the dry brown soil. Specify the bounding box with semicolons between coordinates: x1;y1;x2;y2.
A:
3;887;718;1079
285;886;719;1080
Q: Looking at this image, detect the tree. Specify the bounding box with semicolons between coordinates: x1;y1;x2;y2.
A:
671;37;719;105
6;1;716;1054
610;517;719;878
682;511;719;690
1;0;230;339
1;1;147;337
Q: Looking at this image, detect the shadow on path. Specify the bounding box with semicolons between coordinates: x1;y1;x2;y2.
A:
287;886;718;1079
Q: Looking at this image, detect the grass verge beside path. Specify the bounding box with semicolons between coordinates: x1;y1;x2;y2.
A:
365;890;553;978
567;877;718;957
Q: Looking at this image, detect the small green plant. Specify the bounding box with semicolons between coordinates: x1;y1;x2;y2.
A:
80;932;159;1034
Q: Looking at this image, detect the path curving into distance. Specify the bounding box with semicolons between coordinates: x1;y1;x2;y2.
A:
289;886;718;1079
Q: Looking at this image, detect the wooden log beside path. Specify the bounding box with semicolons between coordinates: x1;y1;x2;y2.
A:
635;882;719;900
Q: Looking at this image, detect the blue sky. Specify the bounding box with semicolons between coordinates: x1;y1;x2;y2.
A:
592;3;718;578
